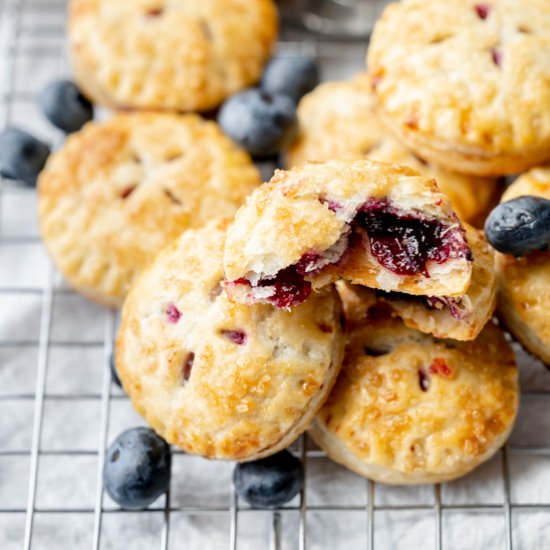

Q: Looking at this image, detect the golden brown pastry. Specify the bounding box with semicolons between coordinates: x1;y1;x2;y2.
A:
116;221;345;461
310;311;519;484
69;0;278;111
496;169;550;364
368;0;550;175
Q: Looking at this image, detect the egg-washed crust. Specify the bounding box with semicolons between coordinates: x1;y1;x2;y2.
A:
353;225;496;341
69;0;278;112
224;159;473;307
496;170;550;364
38;112;261;308
309;312;519;485
368;0;550;176
287;76;500;227
286;75;383;168
116;221;345;461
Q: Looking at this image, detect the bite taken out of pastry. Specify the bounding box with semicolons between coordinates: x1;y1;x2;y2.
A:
339;224;497;341
223;159;474;309
116;220;345;461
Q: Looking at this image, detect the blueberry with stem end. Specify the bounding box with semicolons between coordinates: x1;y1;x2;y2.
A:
218;89;297;158
0;128;50;186
40;80;93;133
261;56;320;103
104;427;171;510
485;196;550;257
233;449;304;508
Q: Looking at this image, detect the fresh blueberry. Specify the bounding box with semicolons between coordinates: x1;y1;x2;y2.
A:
261;57;320;103
40;80;93;133
0;128;50;186
109;352;122;389
104;427;171;510
485;195;550;257
218;89;297;158
233;450;304;508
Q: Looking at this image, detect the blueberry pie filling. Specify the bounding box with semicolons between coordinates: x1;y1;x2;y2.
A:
474;3;491;20
424;296;467;320
376;290;468;321
165;303;182;324
376;289;468;321
228;229;352;309
227;198;471;308
220;329;248;345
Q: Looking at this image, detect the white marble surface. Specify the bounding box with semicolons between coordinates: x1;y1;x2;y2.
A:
1;0;550;548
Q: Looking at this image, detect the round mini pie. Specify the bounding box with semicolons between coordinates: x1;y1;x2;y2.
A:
368;0;550;176
286;75;384;169
38;112;261;307
496;169;550;364
338;224;497;341
116;221;345;461
224;159;474;308
287;76;500;227
309;310;519;485
69;0;278;112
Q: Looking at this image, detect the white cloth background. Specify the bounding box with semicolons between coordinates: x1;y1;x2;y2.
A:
1;1;550;548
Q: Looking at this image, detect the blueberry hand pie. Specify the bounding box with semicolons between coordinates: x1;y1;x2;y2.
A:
224;159;473;308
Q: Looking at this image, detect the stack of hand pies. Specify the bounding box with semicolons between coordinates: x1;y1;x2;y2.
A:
39;0;550;486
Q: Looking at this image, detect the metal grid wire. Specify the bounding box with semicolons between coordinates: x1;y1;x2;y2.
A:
1;1;550;549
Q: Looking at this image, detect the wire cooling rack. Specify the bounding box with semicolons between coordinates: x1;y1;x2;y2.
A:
1;1;550;549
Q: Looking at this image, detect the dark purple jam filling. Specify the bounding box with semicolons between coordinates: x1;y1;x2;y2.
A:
234;265;313;309
318;196;342;213
491;48;502;67
165;304;182;324
356;199;471;277
376;290;466;321
418;368;430;392
474;3;491;20
230;198;471;309
425;296;466;320
183;352;194;382
220;329;247;345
